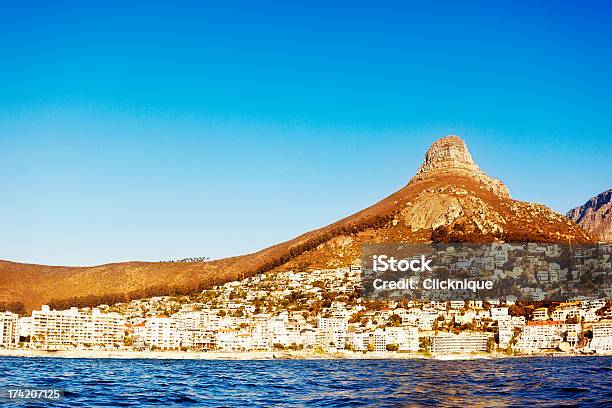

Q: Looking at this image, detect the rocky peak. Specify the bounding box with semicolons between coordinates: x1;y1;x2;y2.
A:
410;135;510;198
567;189;612;242
416;135;478;174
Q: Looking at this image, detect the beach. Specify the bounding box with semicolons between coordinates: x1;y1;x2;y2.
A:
0;348;461;360
1;348;598;360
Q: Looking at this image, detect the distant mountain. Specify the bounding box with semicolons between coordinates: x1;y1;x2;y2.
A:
0;135;593;311
567;189;612;242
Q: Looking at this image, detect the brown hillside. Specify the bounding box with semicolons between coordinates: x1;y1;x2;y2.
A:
0;135;593;312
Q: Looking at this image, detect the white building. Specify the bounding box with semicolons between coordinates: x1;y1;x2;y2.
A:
317;317;348;349
449;301;465;309
18;317;31;339
385;326;419;352
175;311;211;331
317;317;348;331
372;329;388;352
0;312;19;346
30;306;124;348
551;307;580;322
498;316;525;348
348;331;370;352
216;330;244;351
430;332;490;353
515;321;564;351
532;308;550;321
490;307;509;320
144;316;180;349
591;320;612;354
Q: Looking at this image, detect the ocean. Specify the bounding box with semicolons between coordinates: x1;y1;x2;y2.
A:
0;356;610;407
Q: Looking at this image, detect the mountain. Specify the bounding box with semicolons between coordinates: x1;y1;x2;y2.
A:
0;135;593;312
567;189;612;242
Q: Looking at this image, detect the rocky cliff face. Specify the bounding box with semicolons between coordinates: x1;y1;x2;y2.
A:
567;189;612;242
410;135;510;197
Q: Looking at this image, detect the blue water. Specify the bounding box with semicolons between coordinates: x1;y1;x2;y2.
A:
0;357;610;407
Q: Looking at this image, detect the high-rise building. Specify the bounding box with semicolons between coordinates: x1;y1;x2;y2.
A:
0;311;19;346
30;305;125;348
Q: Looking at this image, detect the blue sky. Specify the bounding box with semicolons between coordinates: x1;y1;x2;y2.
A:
1;1;611;265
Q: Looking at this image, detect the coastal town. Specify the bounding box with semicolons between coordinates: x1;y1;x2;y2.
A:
363;242;612;302
1;243;611;358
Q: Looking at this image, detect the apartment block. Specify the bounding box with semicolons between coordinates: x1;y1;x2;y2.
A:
144;316;180;350
591;320;612;354
31;305;125;348
515;321;564;351
430;333;490;353
0;311;19;346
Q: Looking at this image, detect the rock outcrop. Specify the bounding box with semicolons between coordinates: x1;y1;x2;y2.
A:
410;135;510;197
567;189;612;242
400;187;506;234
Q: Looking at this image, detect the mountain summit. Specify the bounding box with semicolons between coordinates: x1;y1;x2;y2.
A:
0;135;594;311
410;135;510;197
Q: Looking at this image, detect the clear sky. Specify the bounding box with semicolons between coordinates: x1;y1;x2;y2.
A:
1;1;611;266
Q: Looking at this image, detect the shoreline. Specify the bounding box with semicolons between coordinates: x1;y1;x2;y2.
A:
0;348;604;361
